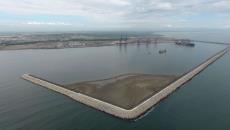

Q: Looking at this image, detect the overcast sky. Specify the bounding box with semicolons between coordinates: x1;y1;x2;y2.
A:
0;0;230;32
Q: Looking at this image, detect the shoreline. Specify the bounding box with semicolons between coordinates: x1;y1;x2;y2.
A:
0;36;190;51
21;46;230;120
0;42;173;51
0;39;229;51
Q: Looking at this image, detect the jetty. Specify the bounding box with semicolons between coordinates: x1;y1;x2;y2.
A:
22;46;230;120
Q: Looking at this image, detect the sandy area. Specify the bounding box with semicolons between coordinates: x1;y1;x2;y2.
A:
64;74;178;109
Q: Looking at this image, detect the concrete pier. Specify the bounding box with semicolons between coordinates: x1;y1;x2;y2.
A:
22;46;230;120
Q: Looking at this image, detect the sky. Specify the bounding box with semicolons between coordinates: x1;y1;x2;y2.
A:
0;0;230;32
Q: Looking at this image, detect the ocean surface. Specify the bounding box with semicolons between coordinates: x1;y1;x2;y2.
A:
0;31;230;130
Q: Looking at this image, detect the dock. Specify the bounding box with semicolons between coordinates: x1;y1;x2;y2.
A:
22;46;230;120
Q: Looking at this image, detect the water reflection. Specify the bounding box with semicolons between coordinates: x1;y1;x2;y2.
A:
118;43;127;53
0;42;227;130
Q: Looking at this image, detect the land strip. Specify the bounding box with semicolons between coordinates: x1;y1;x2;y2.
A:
0;36;176;51
64;74;178;109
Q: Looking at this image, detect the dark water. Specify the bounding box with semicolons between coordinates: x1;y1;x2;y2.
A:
0;34;229;129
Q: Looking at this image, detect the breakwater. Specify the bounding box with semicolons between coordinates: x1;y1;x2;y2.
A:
22;46;230;120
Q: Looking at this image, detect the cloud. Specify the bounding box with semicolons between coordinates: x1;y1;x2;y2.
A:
166;24;173;28
155;2;173;10
0;0;230;30
225;25;230;28
26;21;72;26
212;1;230;11
2;0;228;17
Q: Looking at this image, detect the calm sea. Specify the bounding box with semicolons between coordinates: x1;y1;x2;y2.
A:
0;31;230;130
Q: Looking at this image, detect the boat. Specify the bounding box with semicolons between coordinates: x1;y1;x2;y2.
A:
175;39;195;47
159;49;167;54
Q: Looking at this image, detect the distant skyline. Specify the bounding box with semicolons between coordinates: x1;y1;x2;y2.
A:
0;0;230;32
